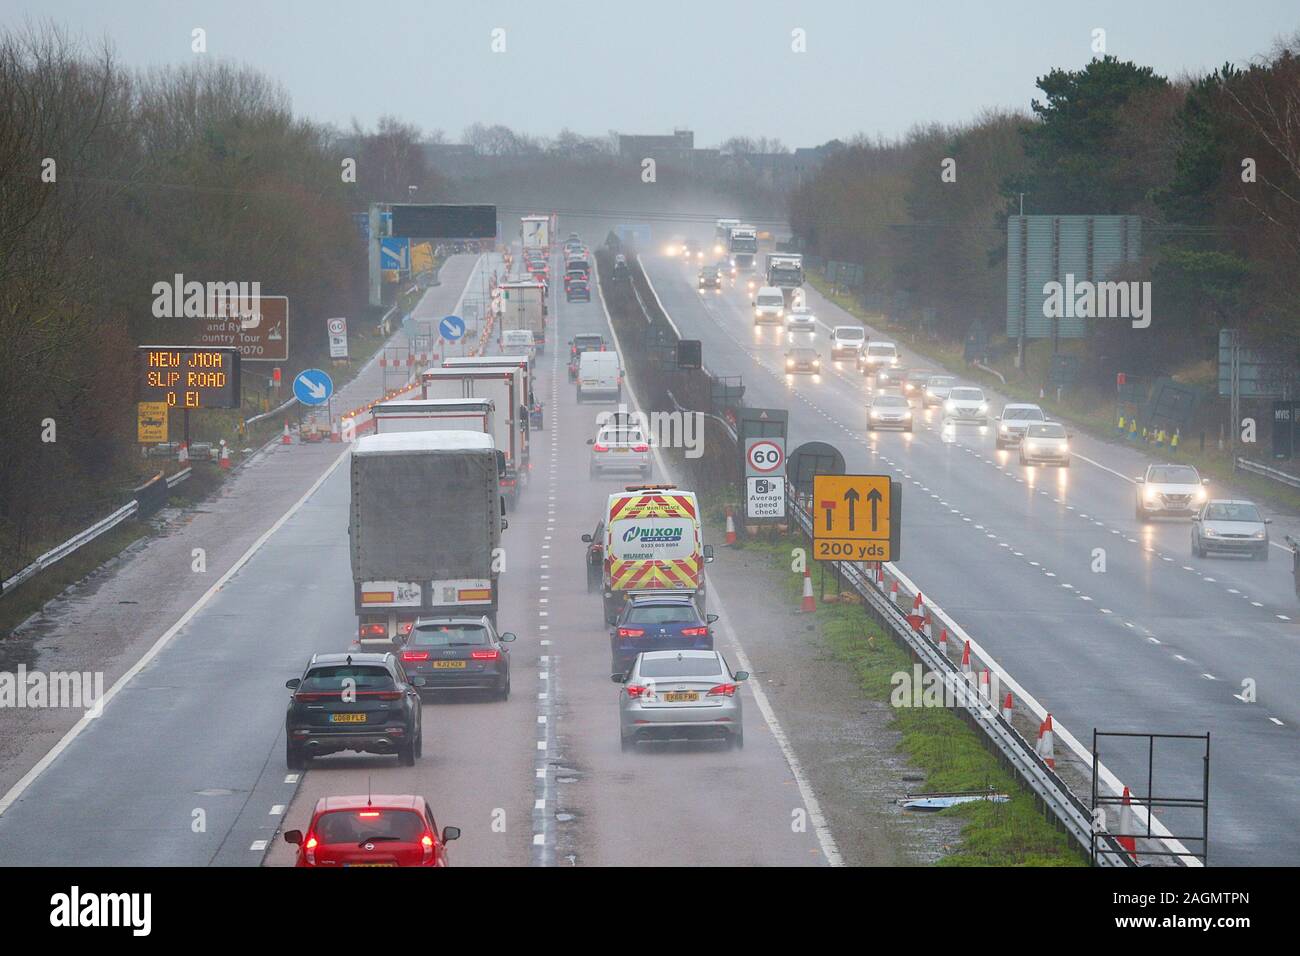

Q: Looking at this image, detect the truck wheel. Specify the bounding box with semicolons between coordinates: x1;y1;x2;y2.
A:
398;740;416;767
286;740;306;771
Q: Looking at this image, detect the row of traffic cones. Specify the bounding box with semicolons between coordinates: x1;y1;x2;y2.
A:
175;440;232;468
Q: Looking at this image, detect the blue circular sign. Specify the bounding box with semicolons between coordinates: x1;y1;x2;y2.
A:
439;315;466;342
293;368;334;406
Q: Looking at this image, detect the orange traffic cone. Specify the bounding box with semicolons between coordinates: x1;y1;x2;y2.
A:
875;563;885;588
725;507;737;546
912;591;924;613
889;579;899;605
961;640;972;675
979;668;990;699
177;441;189;464
938;627;949;656
1037;713;1056;770
1117;786;1139;861
330;419;341;443
281;421;292;445
1001;691;1014;722
800;566;816;613
218;440;230;470
922;606;933;639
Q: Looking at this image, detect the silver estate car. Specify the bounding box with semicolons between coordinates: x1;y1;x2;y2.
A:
613;650;748;751
1192;500;1271;560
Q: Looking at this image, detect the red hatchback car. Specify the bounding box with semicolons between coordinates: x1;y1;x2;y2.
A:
283;794;460;867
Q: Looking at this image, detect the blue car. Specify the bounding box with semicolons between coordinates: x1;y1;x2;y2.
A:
611;593;717;672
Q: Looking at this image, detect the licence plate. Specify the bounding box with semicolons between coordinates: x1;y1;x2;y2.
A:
664;692;699;703
433;661;467;669
344;863;396;867
329;713;366;723
614;447;628;453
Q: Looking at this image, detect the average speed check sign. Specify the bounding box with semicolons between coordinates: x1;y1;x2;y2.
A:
745;437;785;477
811;474;901;562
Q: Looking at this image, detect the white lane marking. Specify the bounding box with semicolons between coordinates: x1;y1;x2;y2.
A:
269;805;284;816
250;840;268;851
0;443;353;818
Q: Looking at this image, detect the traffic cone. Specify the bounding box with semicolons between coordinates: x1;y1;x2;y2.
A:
889;579;899;605
1001;691;1014;722
923;606;933;639
800;566;816;613
330;420;341;442
1036;714;1056;770
961;640;972;675
725;507;737;546
281;421;292;445
218;440;230;470
177;441;189;464
938;627;949;656
875;563;885;589
979;668;990;699
1117;786;1139;861
912;591;923;613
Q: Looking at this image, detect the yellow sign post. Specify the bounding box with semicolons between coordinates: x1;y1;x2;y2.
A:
137;402;169;443
811;474;899;562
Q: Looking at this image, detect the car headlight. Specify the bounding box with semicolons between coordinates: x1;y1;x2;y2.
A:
944;400;955;411
1204;527;1218;537
1145;489;1159;503
978;404;988;413
1253;530;1266;539
999;423;1009;433
870;408;881;418
1025;442;1038;452
1194;487;1207;501
903;410;912;418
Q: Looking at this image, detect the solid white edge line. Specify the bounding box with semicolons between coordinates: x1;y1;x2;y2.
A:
0;443;353;817
885;561;1202;867
635;254;682;340
596;254;842;867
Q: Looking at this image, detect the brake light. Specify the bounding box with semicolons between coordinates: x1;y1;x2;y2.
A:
402;650;430;661
680;626;708;637
421;832;435;864
471;648;500;659
632;444;649;453
304;834;318;865
358;811;381;818
707;683;738;697
617;627;645;638
626;684;648;698
374;690;402;701
594;443;609;453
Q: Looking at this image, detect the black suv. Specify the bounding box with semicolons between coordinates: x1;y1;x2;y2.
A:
285;653;423;769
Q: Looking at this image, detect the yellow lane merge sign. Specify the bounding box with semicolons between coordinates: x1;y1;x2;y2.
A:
812;474;900;562
137;402;168;443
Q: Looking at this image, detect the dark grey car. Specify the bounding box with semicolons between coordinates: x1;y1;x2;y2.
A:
399;617;516;699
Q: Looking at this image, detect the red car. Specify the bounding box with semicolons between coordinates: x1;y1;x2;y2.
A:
283;794;460;867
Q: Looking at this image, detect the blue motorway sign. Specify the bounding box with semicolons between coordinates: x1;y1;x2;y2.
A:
293;368;334;406
439;315;466;342
380;237;410;271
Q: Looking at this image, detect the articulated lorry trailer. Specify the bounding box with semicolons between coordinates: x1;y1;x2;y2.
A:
728;224;758;274
350;430;505;648
498;279;548;354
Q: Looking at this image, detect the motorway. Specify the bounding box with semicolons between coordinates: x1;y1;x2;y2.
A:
641;250;1300;866
0;245;834;866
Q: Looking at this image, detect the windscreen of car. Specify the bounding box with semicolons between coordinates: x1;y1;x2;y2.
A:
928;377;955;388
949;388;984;401
575;336;602;349
1204;502;1262;522
1148;466;1200;484
315;809;425;845
301;665;395;691
866;344;895;356
598;429;645;445
639;656;724;679
410;624;489;647
874;395;908;408
627;605;700;625
835;327;865;340
757;294;783;307
1026;423;1066;438
790;349;818;359
1006;407;1045;420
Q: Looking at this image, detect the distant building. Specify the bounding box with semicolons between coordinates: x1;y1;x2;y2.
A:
617;129;696;164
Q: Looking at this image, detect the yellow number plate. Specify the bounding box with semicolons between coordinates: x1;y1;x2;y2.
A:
329;713;366;723
664;692;698;702
433;661;467;669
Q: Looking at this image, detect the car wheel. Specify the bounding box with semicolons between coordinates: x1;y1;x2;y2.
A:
904;423;913;433
994;439;1003;450
620;731;632;753
1135;504;1147;521
398;739;416;767
1062;458;1071;468
730;727;744;750
576;388;583;403
1018;452;1028;466
1192;533;1204;558
589;461;598;478
497;670;511;700
286;740;306;771
415;726;423;758
1257;546;1270;562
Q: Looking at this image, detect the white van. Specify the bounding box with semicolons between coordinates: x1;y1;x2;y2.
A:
860;340;899;374
577;350;622;403
752;286;785;325
501;329;536;365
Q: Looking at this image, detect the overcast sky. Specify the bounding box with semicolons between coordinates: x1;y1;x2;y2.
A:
6;0;1299;148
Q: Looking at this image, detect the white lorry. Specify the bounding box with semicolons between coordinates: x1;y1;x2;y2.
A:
729;224;759;273
520;215;550;256
498;279;548;354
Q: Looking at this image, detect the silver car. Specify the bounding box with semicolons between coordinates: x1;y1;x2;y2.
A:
944;386;989;424
868;393;913;431
613;650;748;751
588;425;652;479
923;375;956;407
994;403;1046;448
1136;463;1208;520
1019;421;1071;466
1192;500;1271;560
785;310;817;334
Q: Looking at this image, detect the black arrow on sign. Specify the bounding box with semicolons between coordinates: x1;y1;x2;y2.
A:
866;486;883;531
843;487;860;530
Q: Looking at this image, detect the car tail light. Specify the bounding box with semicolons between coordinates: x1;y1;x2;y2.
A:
680;626;708;637
617;627;645;638
402;650;430;662
707;683;739;697
626;684;648;698
373;690;403;701
358;811;381;818
632;444;649;453
359;623;386;639
304;834;318;865
471;649;500;660
594;443;609;453
421;832;435;864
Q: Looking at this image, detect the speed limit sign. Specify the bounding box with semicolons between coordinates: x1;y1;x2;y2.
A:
745;437;786;476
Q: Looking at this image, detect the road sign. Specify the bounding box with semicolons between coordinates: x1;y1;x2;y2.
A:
439;315;466;342
811;473;900;562
137;402;168;443
745;437;786;477
170;295;289;362
746;476;786;520
380;237;410;271
138;347;241;408
787;440;845;496
327;317;348;359
293;368;334;406
390;204;497;240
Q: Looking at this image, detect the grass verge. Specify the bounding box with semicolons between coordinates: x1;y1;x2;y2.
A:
739;531;1085;866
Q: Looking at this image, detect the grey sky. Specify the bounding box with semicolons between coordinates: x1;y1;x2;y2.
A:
7;0;1299;147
